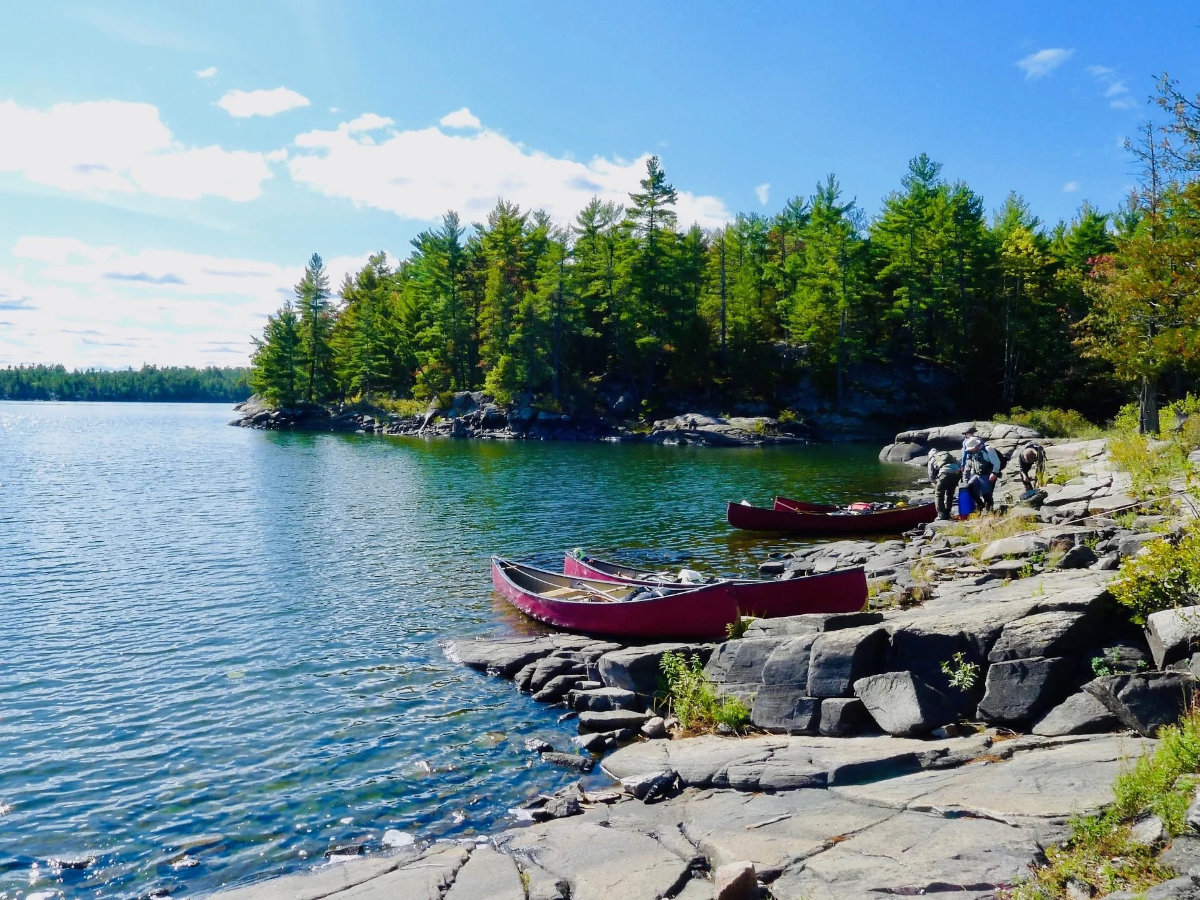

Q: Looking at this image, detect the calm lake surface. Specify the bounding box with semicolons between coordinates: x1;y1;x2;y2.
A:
0;402;921;899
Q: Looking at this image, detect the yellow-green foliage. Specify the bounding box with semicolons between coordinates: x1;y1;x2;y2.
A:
1110;521;1200;624
1108;431;1190;500
659;651;750;733
1005;407;1104;439
1011;708;1200;898
945;512;1039;560
374;396;427;417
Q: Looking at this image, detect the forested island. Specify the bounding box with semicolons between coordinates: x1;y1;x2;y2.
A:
248;75;1200;436
0;364;250;403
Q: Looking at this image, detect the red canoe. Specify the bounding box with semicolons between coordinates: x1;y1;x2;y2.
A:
493;557;867;640
727;497;937;534
493;557;738;639
562;551;868;620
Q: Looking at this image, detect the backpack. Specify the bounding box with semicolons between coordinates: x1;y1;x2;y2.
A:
995;448;1008;473
933;450;960;477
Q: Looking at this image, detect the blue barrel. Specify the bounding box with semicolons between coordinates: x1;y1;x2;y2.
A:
957;487;975;518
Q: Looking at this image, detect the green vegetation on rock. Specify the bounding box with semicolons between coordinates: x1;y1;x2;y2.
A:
658;651;750;734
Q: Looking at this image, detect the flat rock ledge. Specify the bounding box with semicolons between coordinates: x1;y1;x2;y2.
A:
207;731;1154;900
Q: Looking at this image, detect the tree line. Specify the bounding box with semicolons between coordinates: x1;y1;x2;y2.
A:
250;76;1200;431
0;364;251;402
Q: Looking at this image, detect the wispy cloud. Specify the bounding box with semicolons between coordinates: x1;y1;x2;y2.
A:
195;66;218;79
755;183;770;206
288;111;731;230
1087;65;1136;110
1063;181;1080;193
217;87;310;118
1016;48;1073;80
0;99;273;201
1;239;384;368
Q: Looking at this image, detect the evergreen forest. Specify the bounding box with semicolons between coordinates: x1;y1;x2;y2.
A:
152;79;1200;429
0;365;250;403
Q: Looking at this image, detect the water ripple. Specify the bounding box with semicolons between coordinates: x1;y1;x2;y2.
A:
0;401;919;898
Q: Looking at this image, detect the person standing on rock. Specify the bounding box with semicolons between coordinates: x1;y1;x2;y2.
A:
927;448;962;520
962;436;1002;514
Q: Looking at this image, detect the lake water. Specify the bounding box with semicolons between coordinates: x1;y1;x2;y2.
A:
0;402;920;898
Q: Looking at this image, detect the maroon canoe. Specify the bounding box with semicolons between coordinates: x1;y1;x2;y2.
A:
492;557;740;639
563;551;868;619
728;497;937;534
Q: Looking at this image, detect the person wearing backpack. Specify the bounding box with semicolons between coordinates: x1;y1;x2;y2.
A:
1017;442;1047;492
962;436;1003;513
927;449;961;520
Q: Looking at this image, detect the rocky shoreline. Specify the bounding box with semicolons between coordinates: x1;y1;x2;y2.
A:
209;424;1200;900
230;392;821;447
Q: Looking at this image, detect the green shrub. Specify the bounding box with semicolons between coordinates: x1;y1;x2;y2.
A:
1005;407;1103;439
1108;431;1190;500
1011;706;1200;898
658;651;750;733
1109;521;1200;624
1110;401;1141;435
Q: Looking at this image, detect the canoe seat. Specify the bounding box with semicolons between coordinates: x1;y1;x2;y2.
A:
540;587;578;599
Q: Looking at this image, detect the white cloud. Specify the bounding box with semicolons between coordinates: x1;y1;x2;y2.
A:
217;87;311;118
0;239;390;369
195;66;218;79
755;183;770;205
1016;48;1073;80
440;107;481;130
346;113;394;133
288;113;731;230
1087;64;1136;110
0;99;273;201
1063;181;1080;193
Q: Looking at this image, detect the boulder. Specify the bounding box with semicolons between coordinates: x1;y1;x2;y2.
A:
1056;544;1098;569
453;637;565;677
567;686;642;713
540;751;595;773
620;770;681;803
854;672;957;737
806;626;889;698
529;656;586;693
578;710;653;733
760;634;819;686
979;535;1049;562
713;861;757;900
598;643;710;696
1031;691;1122;736
704;637;782;687
750;685;821;734
1118;532;1165;557
977;656;1082;726
818;697;872;736
879;441;926;463
533;673;586;703
1085;672;1198;736
1146;605;1200;669
988;610;1096;662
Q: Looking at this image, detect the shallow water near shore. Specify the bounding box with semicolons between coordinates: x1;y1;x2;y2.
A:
0;401;920;898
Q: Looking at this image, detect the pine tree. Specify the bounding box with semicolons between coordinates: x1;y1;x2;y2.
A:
295;253;336;403
249;300;301;406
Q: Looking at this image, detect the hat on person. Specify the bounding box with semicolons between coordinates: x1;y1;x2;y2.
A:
963;425;977;436
965;436;982;452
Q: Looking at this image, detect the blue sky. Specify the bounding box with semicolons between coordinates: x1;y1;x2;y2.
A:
1;1;1197;369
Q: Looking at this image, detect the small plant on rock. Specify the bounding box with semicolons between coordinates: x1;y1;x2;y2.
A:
658;651;750;734
940;652;980;691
